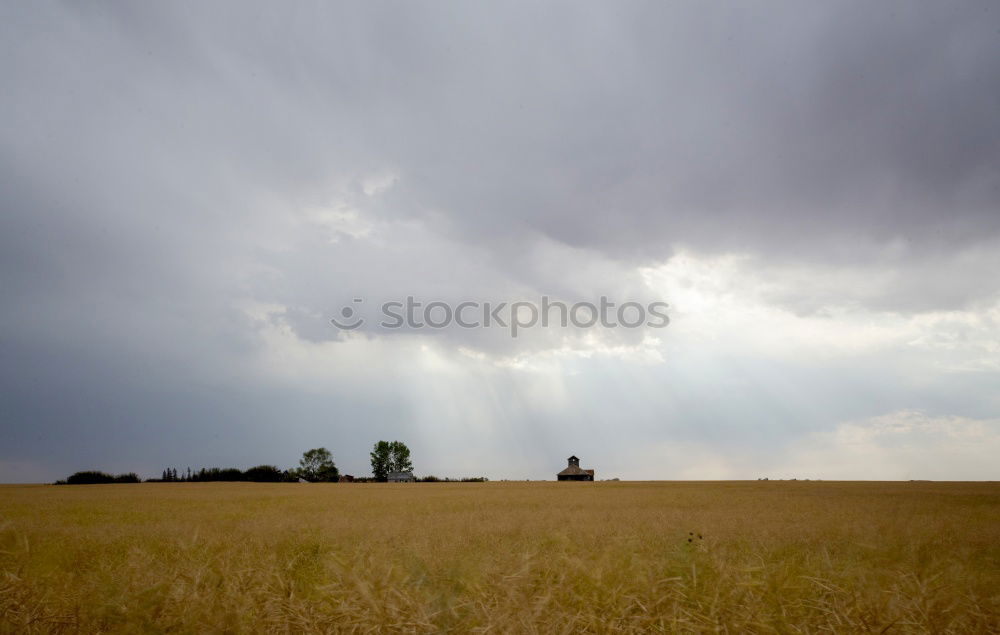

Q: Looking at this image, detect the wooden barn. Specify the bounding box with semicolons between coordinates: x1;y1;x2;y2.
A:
557;455;594;481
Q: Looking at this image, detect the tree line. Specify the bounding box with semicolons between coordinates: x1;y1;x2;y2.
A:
56;440;486;484
55;471;141;485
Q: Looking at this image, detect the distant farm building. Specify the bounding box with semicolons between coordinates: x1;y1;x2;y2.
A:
340;474;355;482
387;471;415;482
557;455;594;481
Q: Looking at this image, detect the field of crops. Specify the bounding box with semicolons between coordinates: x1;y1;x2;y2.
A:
1;481;998;633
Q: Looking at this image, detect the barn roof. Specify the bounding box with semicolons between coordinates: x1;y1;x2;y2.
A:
557;464;590;476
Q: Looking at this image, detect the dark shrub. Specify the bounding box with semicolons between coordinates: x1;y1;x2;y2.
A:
217;468;244;481
65;471;115;484
190;467;245;482
244;465;282;482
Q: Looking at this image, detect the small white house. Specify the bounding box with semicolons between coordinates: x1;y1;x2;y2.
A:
387;471;415;482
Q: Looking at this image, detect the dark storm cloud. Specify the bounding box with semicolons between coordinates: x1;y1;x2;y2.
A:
7;2;997;263
2;1;999;480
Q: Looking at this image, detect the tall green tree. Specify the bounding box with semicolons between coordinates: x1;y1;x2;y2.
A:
297;447;339;482
371;440;413;480
389;441;413;473
370;440;391;481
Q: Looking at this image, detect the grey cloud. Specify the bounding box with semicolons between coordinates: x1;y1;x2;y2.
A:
2;1;999;481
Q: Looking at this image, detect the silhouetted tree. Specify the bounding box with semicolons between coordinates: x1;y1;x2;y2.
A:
219;468;243;481
244;465;282;482
296;448;339;482
61;471;139;484
66;471;115;484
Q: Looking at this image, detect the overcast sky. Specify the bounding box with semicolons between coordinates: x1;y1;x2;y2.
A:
2;1;999;482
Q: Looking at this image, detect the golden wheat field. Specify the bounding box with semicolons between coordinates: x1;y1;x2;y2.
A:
1;481;998;633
